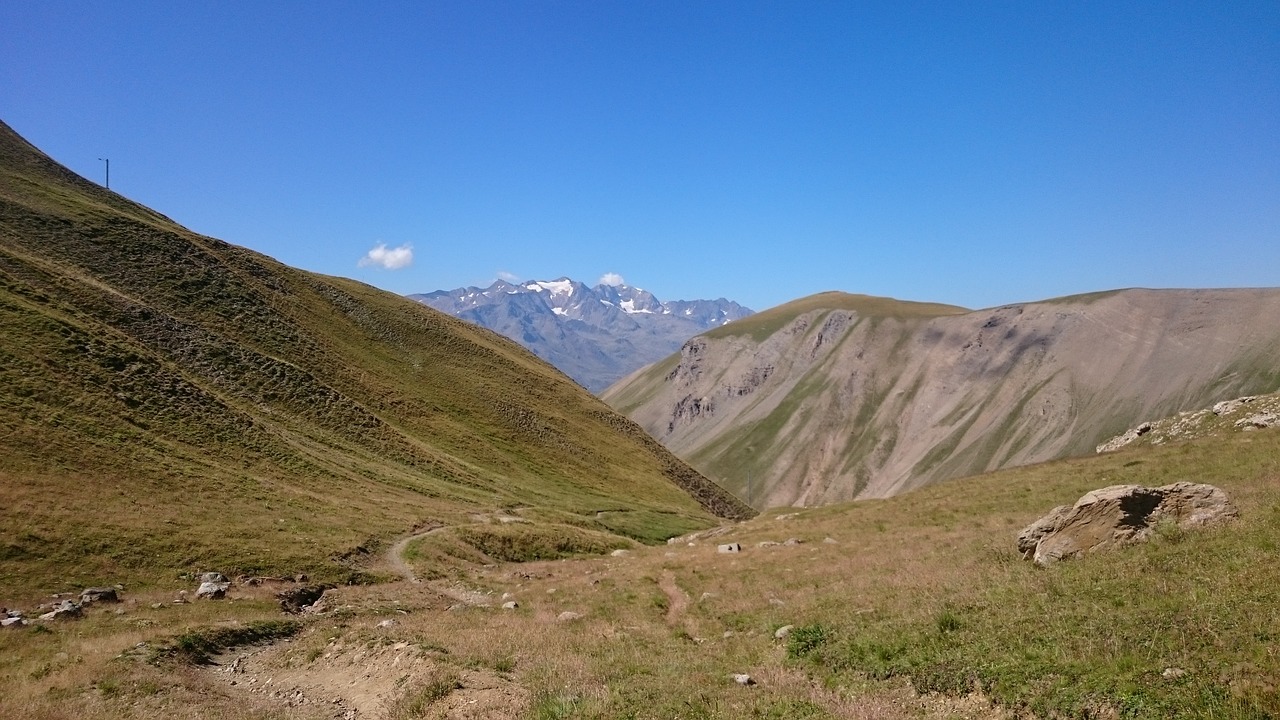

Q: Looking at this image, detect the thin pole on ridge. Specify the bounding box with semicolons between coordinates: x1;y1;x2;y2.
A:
98;157;109;189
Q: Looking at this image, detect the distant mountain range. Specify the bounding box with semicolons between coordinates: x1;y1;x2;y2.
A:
409;279;753;392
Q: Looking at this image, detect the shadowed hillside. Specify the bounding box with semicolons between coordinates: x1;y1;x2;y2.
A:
604;290;1280;506
0;120;750;599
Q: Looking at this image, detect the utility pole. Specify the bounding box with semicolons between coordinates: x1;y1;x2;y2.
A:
98;158;109;189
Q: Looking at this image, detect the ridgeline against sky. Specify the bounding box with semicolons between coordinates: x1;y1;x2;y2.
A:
3;3;1277;311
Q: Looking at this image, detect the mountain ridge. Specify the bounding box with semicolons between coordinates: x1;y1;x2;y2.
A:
603;288;1280;507
410;278;753;392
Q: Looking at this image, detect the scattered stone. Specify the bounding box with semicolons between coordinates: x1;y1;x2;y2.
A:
699;592;715;602
556;611;583;622
1018;482;1238;566
1213;397;1257;415
783;537;803;546
769;598;786;606
2;617;27;628
757;541;780;548
1163;667;1187;680
717;543;742;554
501;592;514;600
200;572;229;584
610;549;630;557
822;537;838;544
723;630;735;638
1236;412;1278;429
502;601;519;610
294;573;309;583
1096;422;1153;453
80;587;119;605
731;673;756;686
376;619;396;628
38;600;82;621
774;625;794;640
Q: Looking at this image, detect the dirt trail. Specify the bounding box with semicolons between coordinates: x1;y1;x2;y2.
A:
658;569;689;625
386;528;442;584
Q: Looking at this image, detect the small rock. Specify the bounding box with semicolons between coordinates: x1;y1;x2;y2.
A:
822;537;838;544
502;601;519;610
731;673;756;686
723;630;734;638
80;587;119;604
200;572;228;584
2;617;27;628
195;580;229;600
769;598;785;606
717;543;742;554
38;600;82;621
757;541;780;548
556;611;583;622
774;624;794;640
610;549;630;557
783;538;803;546
1163;667;1187;679
376;619;396;628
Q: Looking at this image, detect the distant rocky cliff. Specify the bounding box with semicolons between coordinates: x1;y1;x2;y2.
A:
410;279;752;392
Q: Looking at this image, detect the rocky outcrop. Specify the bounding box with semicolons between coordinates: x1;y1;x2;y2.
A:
1097;392;1280;453
1018;482;1238;566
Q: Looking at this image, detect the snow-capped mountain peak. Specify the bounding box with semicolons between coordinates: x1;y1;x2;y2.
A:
408;277;753;392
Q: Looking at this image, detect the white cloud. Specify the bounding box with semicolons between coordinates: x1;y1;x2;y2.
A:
598;272;625;287
358;243;413;270
496;270;520;283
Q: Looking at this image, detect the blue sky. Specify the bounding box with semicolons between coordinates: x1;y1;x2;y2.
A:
4;1;1277;312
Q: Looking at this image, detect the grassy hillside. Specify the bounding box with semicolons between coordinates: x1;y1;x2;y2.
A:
3;399;1275;719
0;120;750;602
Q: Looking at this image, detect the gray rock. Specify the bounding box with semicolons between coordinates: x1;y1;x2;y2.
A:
38;600;82;621
1163;667;1187;680
556;611;583;622
757;541;780;548
80;587;119;604
1095;422;1154;453
502;601;519;610
195;580;230;600
199;572;228;584
717;543;742;554
609;549;630;557
783;537;803;546
2;616;27;628
1019;482;1237;566
731;673;756;686
774;624;794;640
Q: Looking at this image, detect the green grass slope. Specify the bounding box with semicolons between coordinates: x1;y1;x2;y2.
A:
0;120;750;601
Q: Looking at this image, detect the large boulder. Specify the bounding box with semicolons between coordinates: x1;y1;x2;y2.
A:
1018;482;1237;566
